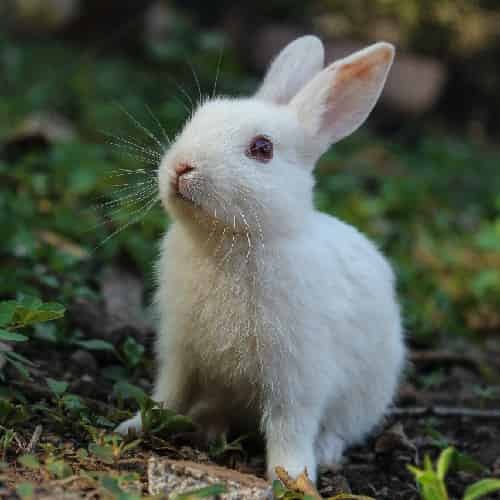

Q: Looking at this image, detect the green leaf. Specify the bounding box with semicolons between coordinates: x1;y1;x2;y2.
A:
437;447;455;480
463;479;500;500
272;479;286;498
6;358;31;379
0;302;16;327
46;460;72;479
176;483;227;499
0;329;28;342
0;399;30;426
122;438;142;454
15;482;35;500
88;443;114;464
46;377;69;397
154;413;195;434
61;394;87;414
74;339;115;352
17;296;42;310
11;298;65;328
100;475;142;500
113;381;148;407
4;349;36;366
100;476;123;495
18;454;41;470
121;336;145;368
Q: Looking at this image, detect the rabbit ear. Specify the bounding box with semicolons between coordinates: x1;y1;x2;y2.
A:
290;42;394;150
255;35;325;105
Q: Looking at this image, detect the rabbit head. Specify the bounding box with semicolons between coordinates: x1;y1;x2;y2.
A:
158;36;394;239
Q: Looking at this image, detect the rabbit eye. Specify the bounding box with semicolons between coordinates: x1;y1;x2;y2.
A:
246;135;273;163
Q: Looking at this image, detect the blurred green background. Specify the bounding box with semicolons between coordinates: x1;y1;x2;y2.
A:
1;0;499;346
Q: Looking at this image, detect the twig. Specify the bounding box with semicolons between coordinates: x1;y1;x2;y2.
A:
409;350;479;368
391;406;500;419
25;424;42;453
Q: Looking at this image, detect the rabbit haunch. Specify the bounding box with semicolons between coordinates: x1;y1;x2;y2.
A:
116;35;405;483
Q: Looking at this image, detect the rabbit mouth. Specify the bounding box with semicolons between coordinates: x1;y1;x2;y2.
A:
169;176;194;204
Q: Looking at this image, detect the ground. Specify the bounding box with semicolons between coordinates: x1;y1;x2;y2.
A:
1;291;499;498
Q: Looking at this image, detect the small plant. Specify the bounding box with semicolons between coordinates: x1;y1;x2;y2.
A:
88;432;142;464
408;447;500;500
99;475;142;500
138;396;194;437
208;433;249;459
0;426;18;460
17;453;73;479
472;385;500;408
113;383;195;438
0;297;65;379
173;484;227;499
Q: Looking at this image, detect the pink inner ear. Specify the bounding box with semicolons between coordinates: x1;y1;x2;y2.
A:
319;45;394;143
336;48;393;85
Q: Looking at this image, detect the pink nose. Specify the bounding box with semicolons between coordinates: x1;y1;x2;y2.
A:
172;163;194;192
175;163;194;177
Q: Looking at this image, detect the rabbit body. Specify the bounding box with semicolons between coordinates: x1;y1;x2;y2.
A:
151;209;403;480
116;36;405;481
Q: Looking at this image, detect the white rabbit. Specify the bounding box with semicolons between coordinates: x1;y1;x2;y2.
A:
116;35;405;483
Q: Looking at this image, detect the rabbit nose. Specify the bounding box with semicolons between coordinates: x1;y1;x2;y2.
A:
175;163;194;177
172;163;194;193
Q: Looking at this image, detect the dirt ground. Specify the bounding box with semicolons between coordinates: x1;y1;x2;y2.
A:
1;298;500;499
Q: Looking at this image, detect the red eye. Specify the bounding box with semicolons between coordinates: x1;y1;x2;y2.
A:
246;135;273;163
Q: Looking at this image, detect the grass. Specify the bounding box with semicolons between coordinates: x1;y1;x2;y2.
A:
408;447;500;500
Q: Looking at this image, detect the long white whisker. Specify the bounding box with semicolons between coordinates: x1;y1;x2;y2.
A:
167;76;195;112
145;103;171;145
108;150;161;170
212;46;224;99
187;61;203;105
102;130;163;160
106;168;152;178
93;194;160;248
115;103;166;153
96;182;158;210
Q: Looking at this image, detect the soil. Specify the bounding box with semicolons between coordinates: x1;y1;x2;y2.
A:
1;291;500;499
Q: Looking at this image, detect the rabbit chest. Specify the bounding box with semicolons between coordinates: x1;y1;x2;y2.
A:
155;224;297;398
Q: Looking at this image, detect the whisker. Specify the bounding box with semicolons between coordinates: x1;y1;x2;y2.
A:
145;103;171;145
101;130;163;160
107;148;160;170
93;194;160;249
212;46;224;99
115;103;166;153
91;189;158;224
187;61;203;105
88;178;157;212
166;76;195;113
106;167;153;178
98;182;158;209
109;177;157;191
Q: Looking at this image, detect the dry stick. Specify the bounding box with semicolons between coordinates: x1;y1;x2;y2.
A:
391;406;500;418
275;466;323;500
409;350;480;368
25;424;43;453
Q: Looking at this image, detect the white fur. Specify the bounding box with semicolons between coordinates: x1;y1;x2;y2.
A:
116;36;405;483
